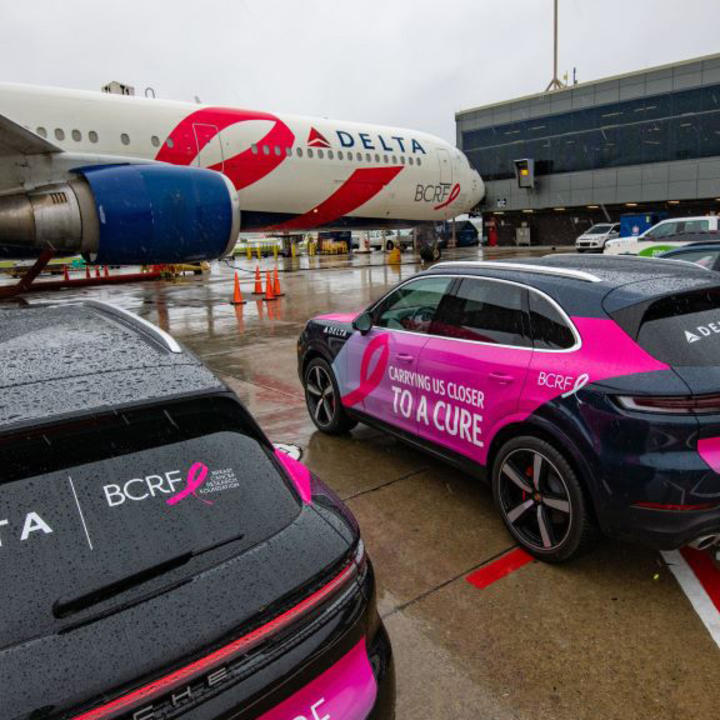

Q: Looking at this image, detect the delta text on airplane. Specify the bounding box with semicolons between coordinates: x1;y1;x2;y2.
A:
0;83;484;265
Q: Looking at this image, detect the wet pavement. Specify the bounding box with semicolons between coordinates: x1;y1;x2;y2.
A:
20;247;720;720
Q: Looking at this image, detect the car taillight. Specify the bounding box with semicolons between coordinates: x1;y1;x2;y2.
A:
71;544;363;720
615;393;720;414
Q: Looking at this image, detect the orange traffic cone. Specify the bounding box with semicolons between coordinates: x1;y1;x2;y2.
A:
263;269;276;302
252;265;263;295
63;265;70;282
104;266;109;279
85;265;91;279
230;271;246;305
272;266;285;296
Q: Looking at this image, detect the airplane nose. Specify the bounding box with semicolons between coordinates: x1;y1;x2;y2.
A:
470;169;485;207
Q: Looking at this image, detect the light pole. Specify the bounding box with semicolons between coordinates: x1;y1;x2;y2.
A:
545;0;564;92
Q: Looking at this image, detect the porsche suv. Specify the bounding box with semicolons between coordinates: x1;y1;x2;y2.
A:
298;255;720;562
0;301;394;720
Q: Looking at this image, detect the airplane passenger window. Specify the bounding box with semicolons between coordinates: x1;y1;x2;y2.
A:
274;146;281;156
166;137;175;148
317;149;324;159
338;151;344;160
54;128;65;141
356;152;362;161
150;135;160;147
417;157;422;166
400;156;406;164
392;155;397;164
296;147;304;157
366;153;371;162
71;129;81;142
286;147;292;156
36;127;47;138
328;150;334;159
374;153;380;162
308;148;314;158
89;131;98;143
262;145;270;155
251;144;258;154
383;155;388;163
120;133;130;145
409;157;415;165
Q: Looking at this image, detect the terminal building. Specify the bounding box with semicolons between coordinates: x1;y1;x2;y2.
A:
456;53;720;245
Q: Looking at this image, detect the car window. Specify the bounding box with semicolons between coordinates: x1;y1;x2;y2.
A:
634;287;720;365
374;276;452;333
645;222;676;239
682;220;710;232
429;278;531;347
587;224;612;234
665;249;720;268
528;292;576;350
0;396;299;645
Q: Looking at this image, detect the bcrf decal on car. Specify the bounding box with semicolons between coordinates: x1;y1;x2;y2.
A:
102;462;241;508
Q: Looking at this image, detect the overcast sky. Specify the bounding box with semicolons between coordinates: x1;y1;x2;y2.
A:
2;0;718;142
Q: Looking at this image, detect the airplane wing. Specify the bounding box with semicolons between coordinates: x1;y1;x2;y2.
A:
0;113;62;155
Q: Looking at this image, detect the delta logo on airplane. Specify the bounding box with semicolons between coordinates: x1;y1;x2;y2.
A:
307;127;426;154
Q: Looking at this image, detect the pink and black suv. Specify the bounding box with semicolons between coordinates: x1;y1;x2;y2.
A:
298;255;720;561
0;301;393;720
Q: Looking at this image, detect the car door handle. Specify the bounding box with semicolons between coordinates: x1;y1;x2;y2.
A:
489;372;515;384
397;353;414;363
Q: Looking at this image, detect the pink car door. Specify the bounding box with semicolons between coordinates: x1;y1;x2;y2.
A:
415;277;533;466
339;275;453;436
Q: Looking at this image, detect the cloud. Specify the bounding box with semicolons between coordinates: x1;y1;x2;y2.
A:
1;0;718;142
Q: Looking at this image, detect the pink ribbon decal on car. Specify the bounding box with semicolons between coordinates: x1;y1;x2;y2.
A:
342;333;390;407
166;462;213;506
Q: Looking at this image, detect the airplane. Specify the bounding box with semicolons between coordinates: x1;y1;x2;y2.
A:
0;83;485;278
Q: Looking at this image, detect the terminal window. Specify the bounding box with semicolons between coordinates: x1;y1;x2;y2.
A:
462;83;720;180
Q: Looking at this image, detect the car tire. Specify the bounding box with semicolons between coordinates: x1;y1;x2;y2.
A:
304;357;357;434
492;436;594;562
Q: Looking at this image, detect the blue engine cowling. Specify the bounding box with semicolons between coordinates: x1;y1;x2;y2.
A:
76;164;240;265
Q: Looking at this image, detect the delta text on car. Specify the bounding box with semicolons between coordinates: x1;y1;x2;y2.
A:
298;255;720;561
0;301;394;720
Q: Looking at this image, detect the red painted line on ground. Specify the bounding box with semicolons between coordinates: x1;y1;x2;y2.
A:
466;548;534;589
680;547;720;613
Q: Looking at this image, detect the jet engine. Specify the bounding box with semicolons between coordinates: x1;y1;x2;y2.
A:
0;164;240;264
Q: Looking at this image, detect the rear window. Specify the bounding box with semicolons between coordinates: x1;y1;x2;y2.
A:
634;288;720;365
0;396;299;645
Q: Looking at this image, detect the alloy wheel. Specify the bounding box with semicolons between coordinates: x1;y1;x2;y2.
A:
498;448;573;551
305;365;337;428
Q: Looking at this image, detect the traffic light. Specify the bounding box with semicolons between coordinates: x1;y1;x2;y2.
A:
513;158;535;189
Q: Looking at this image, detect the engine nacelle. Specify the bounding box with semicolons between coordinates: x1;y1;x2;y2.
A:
0;164;240;264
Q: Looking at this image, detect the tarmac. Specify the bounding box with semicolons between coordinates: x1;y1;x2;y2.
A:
19;246;720;720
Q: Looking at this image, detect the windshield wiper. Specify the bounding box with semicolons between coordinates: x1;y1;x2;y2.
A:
53;531;245;619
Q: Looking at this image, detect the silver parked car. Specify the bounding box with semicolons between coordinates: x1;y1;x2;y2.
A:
575;223;620;253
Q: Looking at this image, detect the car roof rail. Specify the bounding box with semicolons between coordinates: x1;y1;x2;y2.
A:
84;300;183;353
431;260;603;283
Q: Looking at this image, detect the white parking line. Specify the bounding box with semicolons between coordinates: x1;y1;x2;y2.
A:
661;550;720;648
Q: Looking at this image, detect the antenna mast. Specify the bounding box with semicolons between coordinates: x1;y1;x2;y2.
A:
545;0;564;91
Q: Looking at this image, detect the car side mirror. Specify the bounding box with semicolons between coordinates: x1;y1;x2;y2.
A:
352;312;373;335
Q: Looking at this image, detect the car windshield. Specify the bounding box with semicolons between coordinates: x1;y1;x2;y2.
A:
587;224;612;234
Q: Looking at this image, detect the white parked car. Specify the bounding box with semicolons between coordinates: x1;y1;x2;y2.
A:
604;216;720;256
575;223;620;252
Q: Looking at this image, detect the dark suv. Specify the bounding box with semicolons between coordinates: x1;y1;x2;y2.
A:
298;255;720;561
0;301;393;720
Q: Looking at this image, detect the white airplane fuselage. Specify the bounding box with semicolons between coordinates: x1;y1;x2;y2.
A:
0;84;484;234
